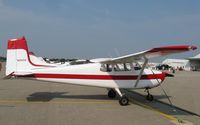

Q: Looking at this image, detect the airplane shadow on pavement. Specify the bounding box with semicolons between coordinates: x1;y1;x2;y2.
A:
26;90;200;118
26;92;113;102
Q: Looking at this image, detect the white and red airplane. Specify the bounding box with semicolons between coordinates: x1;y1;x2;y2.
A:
5;37;197;106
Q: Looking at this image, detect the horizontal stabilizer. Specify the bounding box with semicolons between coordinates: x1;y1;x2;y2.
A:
3;72;33;79
2;72;14;80
13;72;33;76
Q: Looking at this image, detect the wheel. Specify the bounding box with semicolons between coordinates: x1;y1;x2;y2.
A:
108;89;116;99
146;94;154;101
119;96;129;106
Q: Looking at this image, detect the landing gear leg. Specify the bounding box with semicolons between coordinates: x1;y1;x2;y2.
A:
115;88;129;106
145;88;154;101
107;89;116;99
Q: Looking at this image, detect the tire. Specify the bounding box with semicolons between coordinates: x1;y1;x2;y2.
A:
146;94;154;101
108;89;116;99
119;96;129;106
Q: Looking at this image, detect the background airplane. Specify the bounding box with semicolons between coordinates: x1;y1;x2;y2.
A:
5;37;197;105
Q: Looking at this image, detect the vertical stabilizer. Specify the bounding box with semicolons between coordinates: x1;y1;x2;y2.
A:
6;36;55;76
6;37;32;75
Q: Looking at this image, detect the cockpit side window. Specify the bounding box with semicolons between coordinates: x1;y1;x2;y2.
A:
113;63;131;72
133;63;142;70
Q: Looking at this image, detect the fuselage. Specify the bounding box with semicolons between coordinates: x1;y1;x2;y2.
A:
21;62;166;89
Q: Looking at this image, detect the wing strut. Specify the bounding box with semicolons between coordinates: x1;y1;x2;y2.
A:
134;57;148;87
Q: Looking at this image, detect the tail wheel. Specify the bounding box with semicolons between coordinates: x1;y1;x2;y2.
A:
119;96;129;106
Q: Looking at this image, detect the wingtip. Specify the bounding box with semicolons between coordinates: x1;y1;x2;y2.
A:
189;45;197;50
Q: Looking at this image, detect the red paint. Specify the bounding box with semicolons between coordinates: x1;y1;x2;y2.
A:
8;37;28;50
29;52;36;55
7;37;54;67
148;45;197;53
19;73;166;81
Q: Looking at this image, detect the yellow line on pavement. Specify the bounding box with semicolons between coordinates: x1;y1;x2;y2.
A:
0;99;178;122
158;111;177;121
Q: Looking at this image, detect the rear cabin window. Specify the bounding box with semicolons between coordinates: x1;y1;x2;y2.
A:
100;64;112;72
100;63;132;72
70;60;93;65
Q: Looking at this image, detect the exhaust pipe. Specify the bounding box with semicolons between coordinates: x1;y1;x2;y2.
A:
163;72;174;77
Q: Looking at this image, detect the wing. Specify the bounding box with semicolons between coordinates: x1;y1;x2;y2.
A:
100;45;197;64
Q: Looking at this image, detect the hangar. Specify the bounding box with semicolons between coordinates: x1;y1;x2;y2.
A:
187;54;200;71
162;59;189;70
162;54;200;71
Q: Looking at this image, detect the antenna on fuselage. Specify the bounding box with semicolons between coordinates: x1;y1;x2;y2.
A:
107;53;113;58
114;48;120;57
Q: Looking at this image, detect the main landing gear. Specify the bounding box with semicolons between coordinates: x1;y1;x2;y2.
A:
107;88;129;106
107;88;154;105
119;95;129;106
145;88;154;101
108;89;116;99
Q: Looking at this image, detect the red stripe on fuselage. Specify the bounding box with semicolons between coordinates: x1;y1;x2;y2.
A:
20;73;166;81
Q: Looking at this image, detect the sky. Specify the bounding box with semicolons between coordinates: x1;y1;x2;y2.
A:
0;0;200;61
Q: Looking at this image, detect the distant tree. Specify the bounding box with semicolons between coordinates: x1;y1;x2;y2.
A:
0;56;6;62
60;58;65;64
